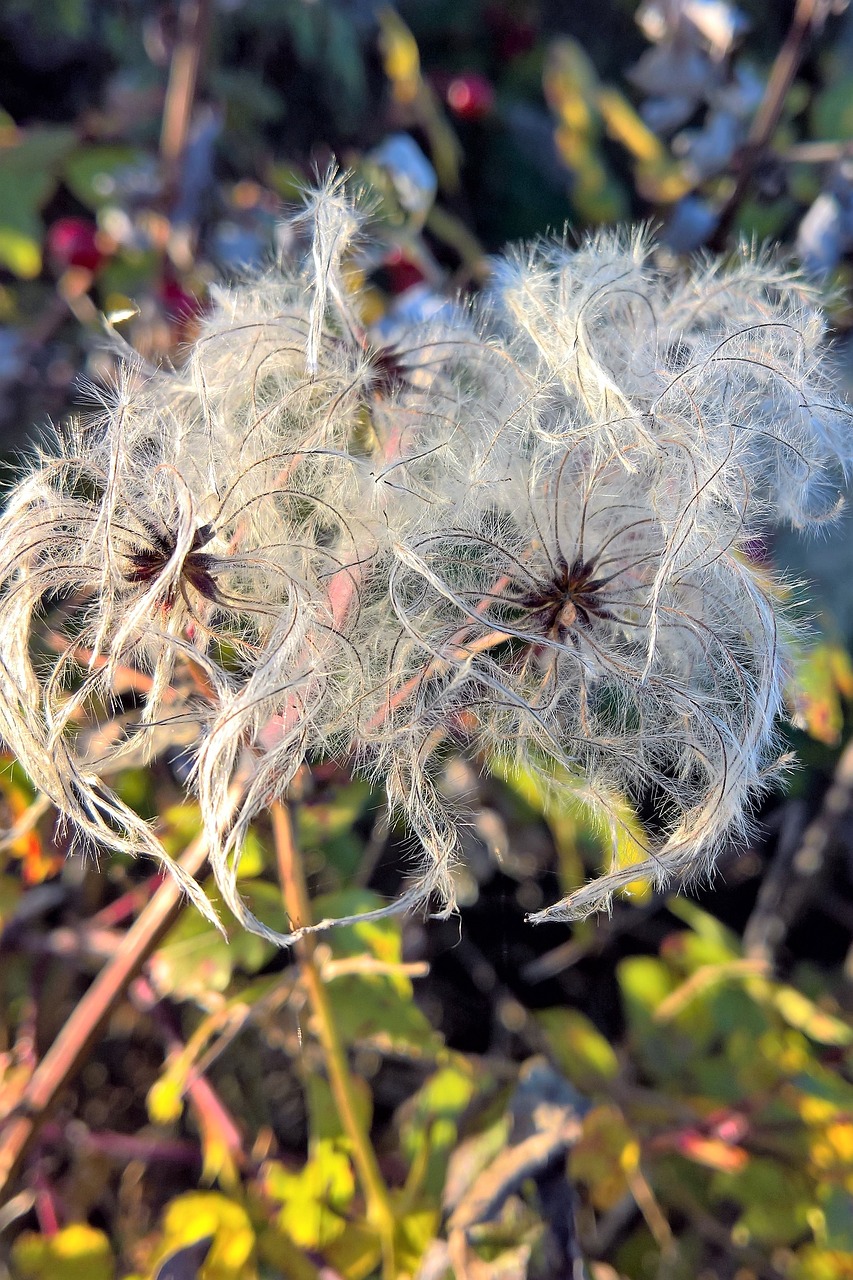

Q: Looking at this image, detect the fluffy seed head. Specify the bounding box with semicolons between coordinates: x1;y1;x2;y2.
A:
0;180;849;937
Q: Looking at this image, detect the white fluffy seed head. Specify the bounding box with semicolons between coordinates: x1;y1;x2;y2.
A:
0;180;848;938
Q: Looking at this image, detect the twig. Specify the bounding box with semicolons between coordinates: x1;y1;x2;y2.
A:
13;925;122;963
132;976;245;1186
43;1121;200;1168
354;803;391;889
781;139;853;164
159;0;213;206
710;0;827;249
745;738;853;963
0;828;210;1202
742;798;808;963
270;800;397;1280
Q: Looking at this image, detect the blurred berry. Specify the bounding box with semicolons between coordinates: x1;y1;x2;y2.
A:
381;247;426;295
46;217;103;273
160;273;207;342
446;74;496;122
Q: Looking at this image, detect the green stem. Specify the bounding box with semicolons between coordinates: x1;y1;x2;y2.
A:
271;801;397;1279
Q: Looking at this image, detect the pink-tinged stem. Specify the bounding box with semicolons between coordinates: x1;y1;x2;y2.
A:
0;827;211;1200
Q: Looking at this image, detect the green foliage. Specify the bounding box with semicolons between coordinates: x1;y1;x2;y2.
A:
11;1227;114;1280
315;889;443;1056
63;147;148;210
3;3;853;1279
146;1194;255;1280
0;126;76;277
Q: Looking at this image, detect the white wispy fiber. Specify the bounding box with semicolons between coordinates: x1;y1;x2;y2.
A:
0;179;849;935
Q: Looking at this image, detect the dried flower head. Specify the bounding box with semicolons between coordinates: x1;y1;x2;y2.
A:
384;443;788;916
0;180;848;937
488;233;853;542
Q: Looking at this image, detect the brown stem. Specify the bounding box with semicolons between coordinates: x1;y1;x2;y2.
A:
0;830;210;1201
744;737;853;963
160;0;213;207
270;801;397;1279
710;0;825;250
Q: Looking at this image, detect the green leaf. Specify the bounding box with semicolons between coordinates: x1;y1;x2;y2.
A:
665;899;741;959
324;971;440;1056
711;1158;813;1246
811;74;853;141
113;766;155;819
63;146;147;209
304;1072;372;1147
0;126;77;177
263;1144;355;1250
0;126;77;277
399;1058;481;1201
11;1225;114;1280
297;783;374;883
153;881;284;998
489;756;651;902
300;891;441;1054
314;889;407;968
570;1104;638;1211
536;1007;619;1092
209;70;287;131
819;1186;853;1252
617;955;687;1079
297;782;372;847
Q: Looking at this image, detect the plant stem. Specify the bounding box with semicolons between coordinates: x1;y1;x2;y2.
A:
711;0;825;249
0;828;211;1200
160;0;213;205
271;801;397;1279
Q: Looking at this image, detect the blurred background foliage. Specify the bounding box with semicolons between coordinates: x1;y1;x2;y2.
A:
1;2;853;1278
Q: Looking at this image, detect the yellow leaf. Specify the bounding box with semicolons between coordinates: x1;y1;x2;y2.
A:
597;88;663;163
147;1076;185;1126
395;1207;441;1275
790;642;853;745
323;1221;383;1280
266;1144;355;1250
0;228;40;278
378;8;420;105
155;1193;256;1280
830;645;853;699
772;986;853;1046
536;1008;619;1090
570;1105;637;1211
608;794;654;904
12;1224;114;1280
544;39;599;134
635;160;692;203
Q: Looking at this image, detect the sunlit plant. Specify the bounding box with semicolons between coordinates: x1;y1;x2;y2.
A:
0;179;850;939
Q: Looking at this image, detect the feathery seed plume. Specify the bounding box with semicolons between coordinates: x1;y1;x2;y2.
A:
0;179;849;936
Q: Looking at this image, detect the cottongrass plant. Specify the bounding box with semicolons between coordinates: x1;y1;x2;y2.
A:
0;179;850;940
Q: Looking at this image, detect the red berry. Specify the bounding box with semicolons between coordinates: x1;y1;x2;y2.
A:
383;247;426;295
446;73;495;122
46;217;103;273
161;275;203;322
